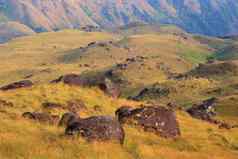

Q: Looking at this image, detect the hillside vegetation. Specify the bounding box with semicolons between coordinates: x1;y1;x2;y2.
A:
0;27;238;159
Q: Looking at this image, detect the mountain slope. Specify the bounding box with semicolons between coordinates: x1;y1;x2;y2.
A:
0;29;238;159
0;0;238;36
0;21;35;43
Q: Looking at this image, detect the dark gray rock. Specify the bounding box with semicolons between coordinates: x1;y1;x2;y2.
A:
65;116;125;144
0;80;33;91
58;112;78;127
186;97;217;121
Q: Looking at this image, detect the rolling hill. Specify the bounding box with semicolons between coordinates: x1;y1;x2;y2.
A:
0;26;238;159
0;21;35;43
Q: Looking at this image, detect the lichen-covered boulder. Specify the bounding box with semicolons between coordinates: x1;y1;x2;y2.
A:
115;106;181;138
65;116;125;144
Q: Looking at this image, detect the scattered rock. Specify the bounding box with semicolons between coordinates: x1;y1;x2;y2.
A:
22;112;60;125
65;116;125;144
131;84;170;101
84;64;90;67
0;99;13;107
0;80;33;91
40;68;52;73
115;106;181;138
126;57;136;63
80;25;101;32
186;97;217;121
42;102;62;109
58;112;78;127
24;74;33;79
116;63;128;70
217;121;233;129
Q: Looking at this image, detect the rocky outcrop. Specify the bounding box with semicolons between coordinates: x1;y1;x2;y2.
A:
115;106;180;138
186;98;237;129
65;115;125;144
0;80;33;91
58;112;79;127
52;73;121;98
186;97;217;121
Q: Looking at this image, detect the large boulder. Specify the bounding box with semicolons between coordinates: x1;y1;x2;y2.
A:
115;106;181;138
52;73;120;98
186;97;217;121
22;112;59;125
0;80;33;91
51;74;84;85
186;98;236;129
65;116;125;144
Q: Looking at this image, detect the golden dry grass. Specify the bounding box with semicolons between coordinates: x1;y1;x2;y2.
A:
0;84;237;159
0;29;237;159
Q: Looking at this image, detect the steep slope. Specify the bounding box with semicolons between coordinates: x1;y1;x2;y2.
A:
0;84;238;159
0;0;238;36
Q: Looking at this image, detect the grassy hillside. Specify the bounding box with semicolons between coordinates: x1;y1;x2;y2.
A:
0;29;238;159
214;43;238;61
0;30;116;85
0;84;238;159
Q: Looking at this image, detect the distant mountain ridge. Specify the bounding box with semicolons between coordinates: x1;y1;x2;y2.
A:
0;0;238;36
